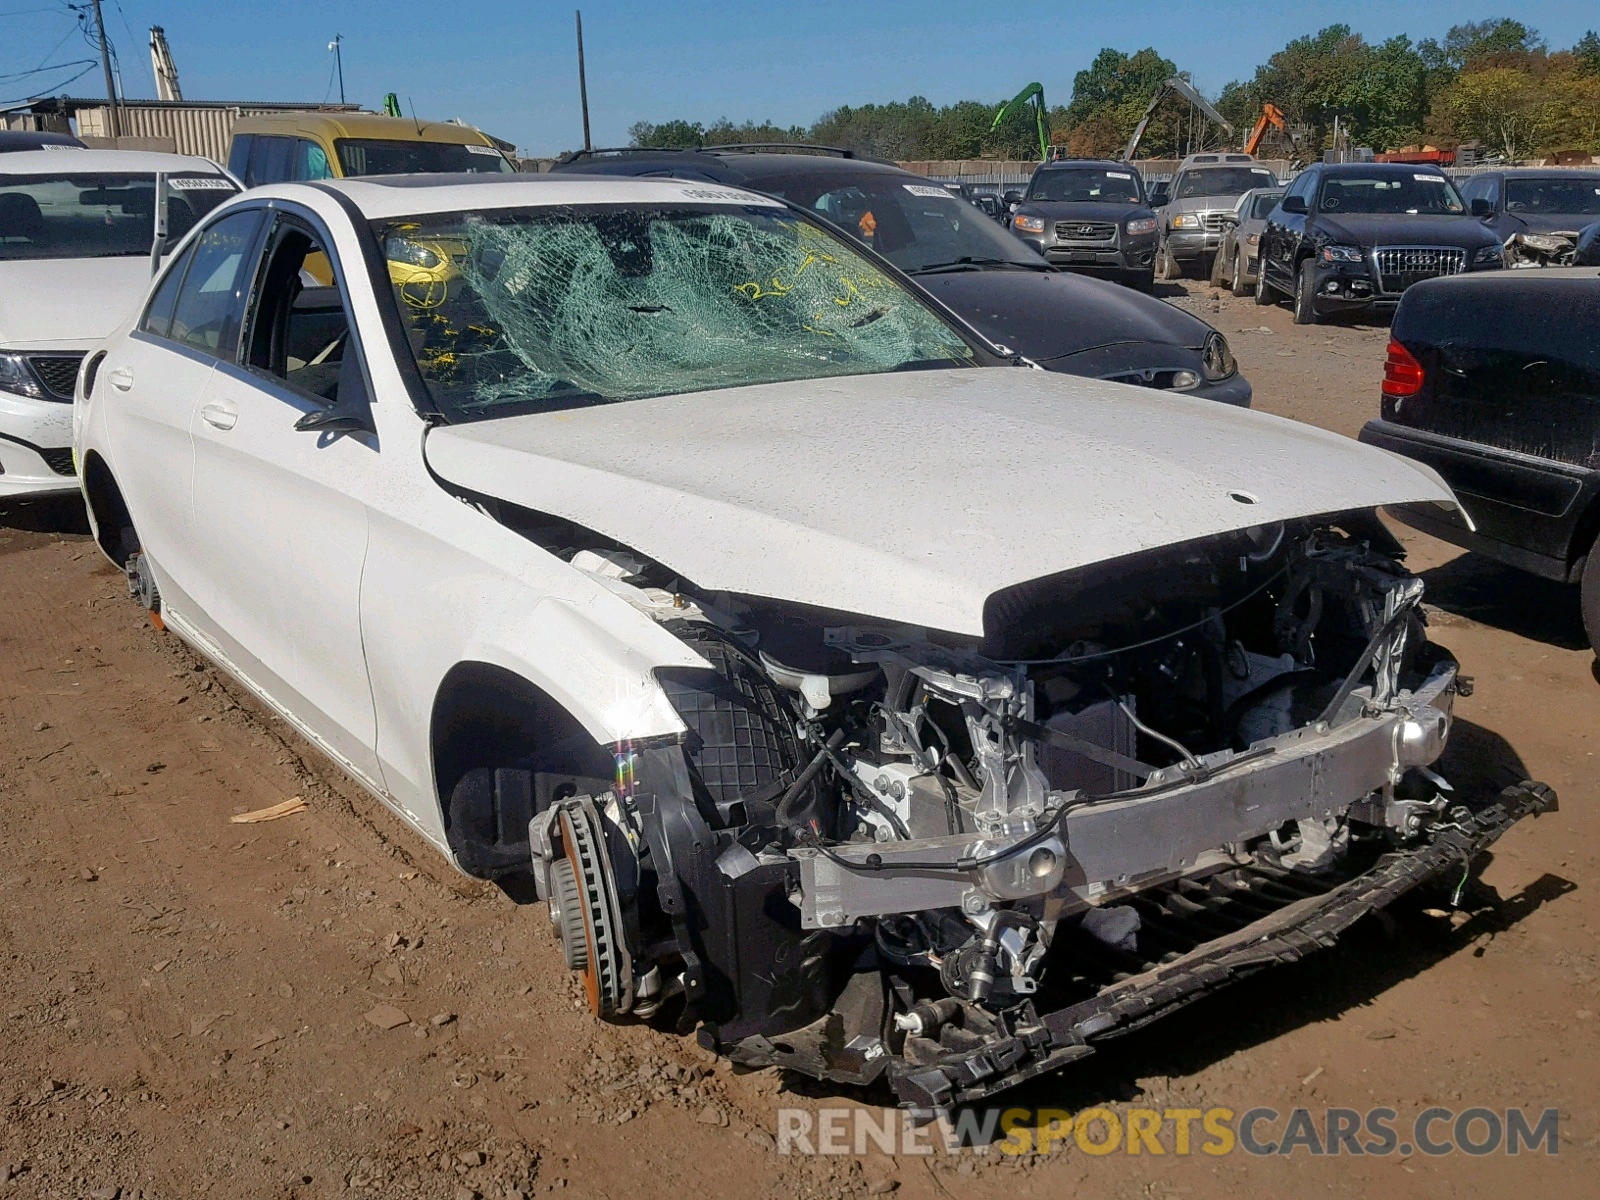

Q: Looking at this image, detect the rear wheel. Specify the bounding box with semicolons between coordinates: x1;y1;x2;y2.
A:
1231;250;1252;297
1582;542;1600;657
1293;260;1321;325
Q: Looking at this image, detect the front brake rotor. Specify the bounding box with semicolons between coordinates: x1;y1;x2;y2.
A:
555;798;633;1019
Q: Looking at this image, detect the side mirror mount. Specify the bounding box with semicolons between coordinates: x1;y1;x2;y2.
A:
295;405;373;435
1281;194;1308;215
1469;197;1492;217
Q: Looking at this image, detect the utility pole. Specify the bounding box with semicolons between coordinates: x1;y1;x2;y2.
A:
90;0;119;138
329;34;345;105
575;10;592;152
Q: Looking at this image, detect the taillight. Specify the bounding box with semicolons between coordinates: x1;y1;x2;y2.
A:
1382;338;1425;398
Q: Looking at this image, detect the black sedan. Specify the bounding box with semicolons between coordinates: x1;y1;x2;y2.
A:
552;146;1249;406
1357;265;1600;654
1256;163;1505;324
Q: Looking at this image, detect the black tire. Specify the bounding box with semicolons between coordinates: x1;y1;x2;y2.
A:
1208;247;1226;288
1128;267;1156;292
1582;542;1600;657
1254;255;1276;304
1156;242;1181;281
1293;260;1321;325
1231;250;1252;298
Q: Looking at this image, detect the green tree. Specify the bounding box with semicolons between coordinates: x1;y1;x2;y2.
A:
627;119;706;148
1061;47;1183;156
1574;31;1600;76
1420;19;1545;74
1437;66;1556;158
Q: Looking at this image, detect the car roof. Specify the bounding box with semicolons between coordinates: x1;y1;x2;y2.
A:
553;147;901;179
264;174;791;220
231;111;496;146
1178;153;1259;169
1317;162;1447;178
1034;159;1133;172
1496;166;1600;178
0;129;85;150
0;148;228;175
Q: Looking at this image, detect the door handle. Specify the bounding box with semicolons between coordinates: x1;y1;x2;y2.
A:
200;402;238;431
107;366;134;392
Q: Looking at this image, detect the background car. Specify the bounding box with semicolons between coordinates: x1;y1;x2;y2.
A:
226;111;514;186
1150;153;1277;280
1006;158;1159;290
1458;167;1600;242
1256;162;1505;324
1209;186;1284;296
1358;264;1600;654
553;145;1249;405
0;148;238;498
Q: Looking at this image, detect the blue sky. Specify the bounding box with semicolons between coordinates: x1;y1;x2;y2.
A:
5;1;1597;156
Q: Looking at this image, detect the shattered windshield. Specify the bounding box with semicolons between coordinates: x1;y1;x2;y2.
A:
0;172;237;260
377;203;979;420
1027;168;1143;204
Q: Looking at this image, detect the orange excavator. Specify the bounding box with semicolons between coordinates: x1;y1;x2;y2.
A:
1243;103;1305;162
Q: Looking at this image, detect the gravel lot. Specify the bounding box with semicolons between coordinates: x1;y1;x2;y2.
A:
1;278;1594;1199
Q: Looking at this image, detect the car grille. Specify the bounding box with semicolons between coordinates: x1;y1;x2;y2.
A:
1054;220;1117;242
27;354;84;401
1373;246;1466;295
1201;211;1230;232
39;447;75;476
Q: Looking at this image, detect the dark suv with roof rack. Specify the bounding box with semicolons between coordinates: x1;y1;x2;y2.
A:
551;144;1250;406
1006;158;1159;290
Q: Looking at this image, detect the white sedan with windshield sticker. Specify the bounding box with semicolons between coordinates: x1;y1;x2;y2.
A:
74;174;1554;1110
0;149;238;497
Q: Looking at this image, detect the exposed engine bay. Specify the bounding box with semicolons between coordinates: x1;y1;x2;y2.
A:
449;502;1555;1110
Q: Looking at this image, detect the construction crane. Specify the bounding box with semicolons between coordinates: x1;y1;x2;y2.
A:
1121;76;1231;161
1243;102;1307;163
149;26;181;102
991;83;1051;163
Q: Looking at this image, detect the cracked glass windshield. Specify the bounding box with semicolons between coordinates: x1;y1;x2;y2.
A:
378;203;978;420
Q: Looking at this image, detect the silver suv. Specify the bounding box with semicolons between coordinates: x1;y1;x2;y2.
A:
1152;153;1278;280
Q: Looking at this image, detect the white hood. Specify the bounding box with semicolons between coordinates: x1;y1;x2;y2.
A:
424;369;1460;636
0;257;154;351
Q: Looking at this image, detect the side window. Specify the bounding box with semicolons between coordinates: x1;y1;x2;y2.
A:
227;134;254;182
241;217;361;408
1286;171;1316;203
140;241;198;338
167;209;266;358
246;136;294;187
293;139;334;181
1482;176;1500;207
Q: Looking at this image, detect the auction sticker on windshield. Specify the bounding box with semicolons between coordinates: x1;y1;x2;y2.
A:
675;186;783;206
464;144;503;155
169;177;235;190
1106;171;1132;179
903;184;956;198
1414;174;1447;182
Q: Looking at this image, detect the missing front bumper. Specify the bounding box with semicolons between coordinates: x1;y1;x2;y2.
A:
706;780;1555;1110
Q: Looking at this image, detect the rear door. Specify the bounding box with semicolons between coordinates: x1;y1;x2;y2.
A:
183;207;384;789
101;206;267;613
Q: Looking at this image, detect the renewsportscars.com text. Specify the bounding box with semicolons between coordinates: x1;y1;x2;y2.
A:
776;1105;1560;1158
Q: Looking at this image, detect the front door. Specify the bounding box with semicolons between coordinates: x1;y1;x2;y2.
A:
184;210;385;790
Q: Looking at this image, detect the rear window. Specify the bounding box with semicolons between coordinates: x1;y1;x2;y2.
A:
0;172;238;260
333;139;513;177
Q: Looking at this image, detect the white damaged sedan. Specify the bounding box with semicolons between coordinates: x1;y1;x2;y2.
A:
75;175;1553;1109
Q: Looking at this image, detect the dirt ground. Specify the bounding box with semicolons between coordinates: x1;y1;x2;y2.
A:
1;279;1595;1200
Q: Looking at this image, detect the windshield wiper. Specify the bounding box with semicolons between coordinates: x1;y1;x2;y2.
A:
908;257;1051;275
